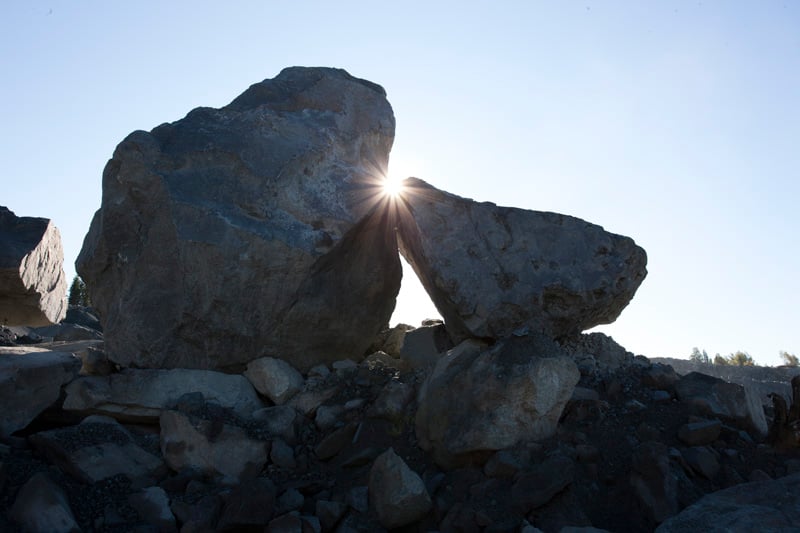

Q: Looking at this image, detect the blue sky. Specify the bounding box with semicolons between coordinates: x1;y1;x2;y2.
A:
2;1;798;365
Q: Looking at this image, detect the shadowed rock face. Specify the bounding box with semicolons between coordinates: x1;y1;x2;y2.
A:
395;178;647;343
0;206;67;326
77;67;400;372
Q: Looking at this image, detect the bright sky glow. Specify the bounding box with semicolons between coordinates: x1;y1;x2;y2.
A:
1;1;798;365
383;175;406;198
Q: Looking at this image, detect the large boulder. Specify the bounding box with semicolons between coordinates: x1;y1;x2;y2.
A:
415;336;580;468
0;206;67;326
396;179;647;342
0;347;81;438
77;67;400;372
656;472;800;532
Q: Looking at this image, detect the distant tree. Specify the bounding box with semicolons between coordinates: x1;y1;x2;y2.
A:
780;351;799;367
690;347;710;364
713;354;729;365
726;351;755;366
68;275;90;307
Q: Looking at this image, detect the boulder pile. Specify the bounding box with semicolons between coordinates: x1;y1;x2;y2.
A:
3;67;798;532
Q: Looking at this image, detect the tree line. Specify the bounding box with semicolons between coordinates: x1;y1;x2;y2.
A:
689;347;798;367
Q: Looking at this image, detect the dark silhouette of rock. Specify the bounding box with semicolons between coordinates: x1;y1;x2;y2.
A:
395;178;647;343
77;67;399;372
0;206;67;326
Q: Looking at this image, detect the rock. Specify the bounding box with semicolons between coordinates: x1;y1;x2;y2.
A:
484;450;524;479
511;454;575;513
171;494;221;532
375;323;414;357
63;305;102;331
245;357;305;404
629;441;679;523
560;332;634;373
0;206;67;326
0;348;81;437
346;485;369;513
369;448;432;529
415;337;580;467
682;446;720;479
674;372;768;436
289;382;340;417
128;486;176;531
29;415;165;484
315;499;347;530
677;419;722;446
270;438;296;469
251;405;299;443
160;409;268;484
268;513;303;532
395;179;647;343
367;380;415;421
276;488;304;515
641;363;679;390
314;404;345;431
63;368;264;422
217;477;277;531
656;472;800;532
314;421;358;460
77;67;399;372
8;472;79;533
398;323;453;369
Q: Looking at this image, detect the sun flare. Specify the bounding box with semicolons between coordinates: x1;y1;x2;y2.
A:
383;175;406;197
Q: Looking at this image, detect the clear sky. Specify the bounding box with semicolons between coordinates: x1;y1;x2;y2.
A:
2;1;798;365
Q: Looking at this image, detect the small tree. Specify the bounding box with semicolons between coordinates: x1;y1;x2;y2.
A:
726;351;755;366
690;347;710;364
780;351;799;367
713;354;729;365
68;275;90;307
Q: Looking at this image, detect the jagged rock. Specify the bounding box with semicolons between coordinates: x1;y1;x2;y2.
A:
395;179;647;343
244;357;304;405
369;448;432;529
630;441;679;523
0;348;81;438
314;421;358;460
128;486;176;531
63;368;264;422
316;499;347;530
0;206;67;327
656;472;800;532
674;372;768;436
682;446;720;479
367;380;415;421
63;305;102;331
677;419;721;446
398;322;454;369
560;332;634;373
171;494;222;532
77;67;399;372
29;415;165;484
8;472;79;533
160;410;268;484
415;337;580;467
270;438;296;469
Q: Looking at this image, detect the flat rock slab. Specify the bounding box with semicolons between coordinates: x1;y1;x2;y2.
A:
63;368;264;422
396;178;647;342
0;206;67;326
0;348;81;438
77;67;400;372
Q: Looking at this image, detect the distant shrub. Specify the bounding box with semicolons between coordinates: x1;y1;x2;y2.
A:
780;351;799;367
713;354;729;366
690;347;710;364
726;351;755;366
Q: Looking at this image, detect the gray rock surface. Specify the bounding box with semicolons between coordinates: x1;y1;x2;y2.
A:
63;368;264;422
160;409;269;485
244;356;304;404
128;486;176;530
8;472;79;533
656;472;800;532
0;348;81;438
396;178;647;342
77;67;399;372
415;336;580;467
369;447;431;529
0;206;67;326
674;371;768;436
29;415;165;484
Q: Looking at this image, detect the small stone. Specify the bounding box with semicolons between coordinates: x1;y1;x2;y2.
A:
314;422;358;460
128;486;175;530
314;405;345;431
369;448;432;529
316;500;347;531
682;446;720;479
245;357;305;405
344;398;365;410
307;364;330;379
484;450;523;479
652;390;672;402
276;488;304;515
332;359;358;374
346;486;369;513
267;512;303;533
252;405;299;444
